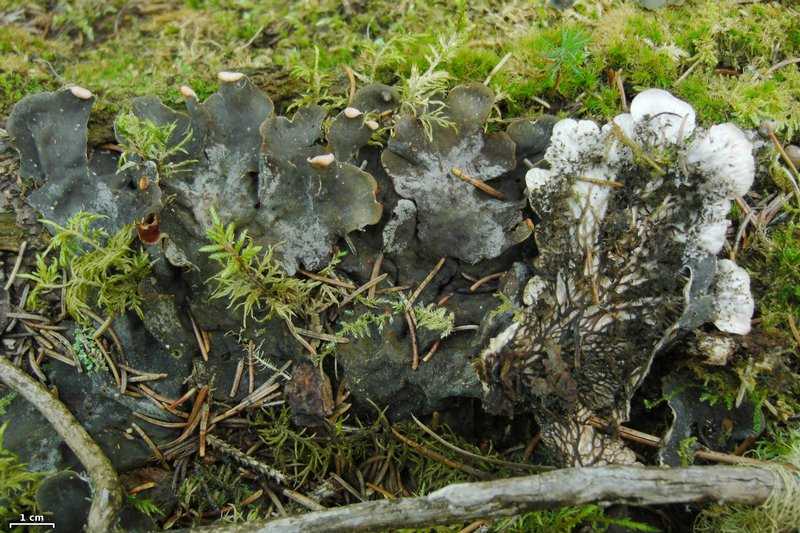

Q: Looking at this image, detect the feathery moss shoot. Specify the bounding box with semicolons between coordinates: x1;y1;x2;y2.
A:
0;422;48;525
200;208;322;327
21;212;152;325
115;111;196;182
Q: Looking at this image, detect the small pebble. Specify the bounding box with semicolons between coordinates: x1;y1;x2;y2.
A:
365;120;379;131
308;153;335;168
70;86;93;100
344;107;362;119
180;85;198;99
218;71;245;82
785;144;800;169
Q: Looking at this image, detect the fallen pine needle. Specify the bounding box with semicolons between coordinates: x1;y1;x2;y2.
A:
391;426;491;480
405;257;446;312
469;272;503;292
283;489;326;511
577;175;623;188
405;311;419;370
368;253;384;300
128;482;157;495
231;359;245;398
340;273;388;308
189;311;209;362
367;482;396;500
451;167;507;200
3;240;27;291
421;339;440;363
298;269;356;290
131;422;171;470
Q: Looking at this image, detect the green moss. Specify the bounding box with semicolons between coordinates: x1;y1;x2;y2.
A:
0;422;48;526
695;427;800;533
0;393;15;417
589;0;800;136
20;212;153;325
0;27;60;118
490;505;659;533
751;214;800;333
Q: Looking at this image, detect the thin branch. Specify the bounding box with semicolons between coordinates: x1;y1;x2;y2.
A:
188;465;781;533
763;56;800;76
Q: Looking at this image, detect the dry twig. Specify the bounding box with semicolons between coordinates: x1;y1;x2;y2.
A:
189;465;781;533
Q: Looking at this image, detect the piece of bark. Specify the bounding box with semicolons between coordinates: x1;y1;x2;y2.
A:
0;211;23;251
0;356;124;532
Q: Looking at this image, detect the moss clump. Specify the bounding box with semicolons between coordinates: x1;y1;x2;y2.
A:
4;0;798;139
21;212;152;326
753;214;800;332
591;0;800;137
201;208;334;327
115;110;196;181
0;422;48;527
695;427;800;533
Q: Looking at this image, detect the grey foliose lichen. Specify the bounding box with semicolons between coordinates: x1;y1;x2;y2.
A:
8;75;383;280
8;76;545;421
381;83;527;263
479;89;755;465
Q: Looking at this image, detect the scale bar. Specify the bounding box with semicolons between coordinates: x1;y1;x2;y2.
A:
8;523;56;528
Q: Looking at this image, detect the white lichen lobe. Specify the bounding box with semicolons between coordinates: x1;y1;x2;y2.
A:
686;123;755;199
629;88;695;145
713;259;754;335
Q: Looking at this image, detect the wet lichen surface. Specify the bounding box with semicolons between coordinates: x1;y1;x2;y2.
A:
1;1;800;532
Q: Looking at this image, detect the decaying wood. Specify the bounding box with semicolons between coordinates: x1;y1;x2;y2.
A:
0;355;124;533
189;465;777;533
0;210;23;251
